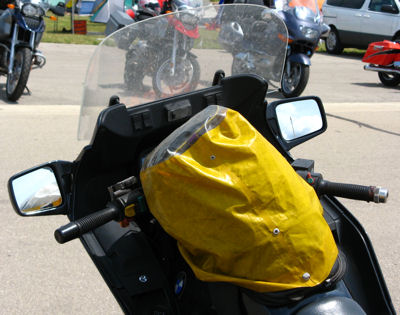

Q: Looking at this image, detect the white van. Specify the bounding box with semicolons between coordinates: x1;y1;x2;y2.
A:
322;0;400;54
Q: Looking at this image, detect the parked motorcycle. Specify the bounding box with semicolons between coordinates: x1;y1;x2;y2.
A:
276;0;330;97
362;39;400;87
220;0;329;97
8;4;395;314
0;0;64;101
120;0;202;97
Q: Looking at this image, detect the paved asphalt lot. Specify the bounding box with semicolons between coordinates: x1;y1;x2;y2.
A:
0;43;399;314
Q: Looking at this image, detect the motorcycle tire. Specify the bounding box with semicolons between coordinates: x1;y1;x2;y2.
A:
325;28;343;55
231;57;242;75
281;62;309;98
378;72;400;87
152;56;200;98
124;44;147;91
6;47;32;102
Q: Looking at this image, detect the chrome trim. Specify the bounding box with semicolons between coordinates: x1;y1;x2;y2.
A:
32;51;46;69
29;32;35;50
364;64;400;75
373;187;389;203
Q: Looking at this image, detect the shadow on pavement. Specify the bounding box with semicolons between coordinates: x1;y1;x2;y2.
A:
316;51;364;61
326;113;400;136
352;82;400;91
0;82;31;104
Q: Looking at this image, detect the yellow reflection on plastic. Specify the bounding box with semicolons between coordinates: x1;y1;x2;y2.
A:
141;106;337;292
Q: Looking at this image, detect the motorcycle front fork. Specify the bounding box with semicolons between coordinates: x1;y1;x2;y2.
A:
285;45;291;76
170;30;188;76
7;24;37;74
170;29;178;76
8;24;18;74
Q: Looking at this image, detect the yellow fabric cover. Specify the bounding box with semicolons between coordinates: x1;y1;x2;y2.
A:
140;106;338;293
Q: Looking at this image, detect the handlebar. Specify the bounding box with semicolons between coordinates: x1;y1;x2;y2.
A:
317;180;388;203
54;204;120;244
296;170;389;203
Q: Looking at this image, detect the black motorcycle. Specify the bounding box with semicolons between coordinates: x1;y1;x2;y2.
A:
7;5;395;314
0;0;64;101
276;0;329;97
223;0;329;97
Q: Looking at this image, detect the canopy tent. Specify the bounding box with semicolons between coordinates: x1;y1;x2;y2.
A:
64;0;96;14
48;0;63;5
91;0;132;23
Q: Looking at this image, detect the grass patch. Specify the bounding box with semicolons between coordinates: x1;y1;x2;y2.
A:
195;27;221;49
43;14;106;45
317;41;366;57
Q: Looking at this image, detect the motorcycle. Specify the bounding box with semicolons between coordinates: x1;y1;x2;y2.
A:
362;39;400;87
276;0;329;97
0;0;65;101
122;0;202;97
220;0;329;98
7;4;395;314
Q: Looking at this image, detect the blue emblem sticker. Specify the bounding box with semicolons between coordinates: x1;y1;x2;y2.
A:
174;271;187;296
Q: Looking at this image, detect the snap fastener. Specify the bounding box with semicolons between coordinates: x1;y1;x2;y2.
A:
302;272;311;281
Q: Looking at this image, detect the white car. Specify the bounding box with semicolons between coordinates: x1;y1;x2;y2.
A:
322;0;400;54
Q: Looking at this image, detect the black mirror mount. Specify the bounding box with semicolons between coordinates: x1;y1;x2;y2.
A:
49;2;66;17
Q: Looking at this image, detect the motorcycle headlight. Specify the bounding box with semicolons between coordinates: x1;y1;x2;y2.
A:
299;25;319;40
179;11;199;29
22;4;38;16
22;3;45;16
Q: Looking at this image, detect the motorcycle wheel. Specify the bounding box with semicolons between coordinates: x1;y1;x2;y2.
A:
152;56;200;98
124;44;146;91
6;47;32;102
378;72;400;86
231;57;245;75
281;62;309;98
325;28;343;55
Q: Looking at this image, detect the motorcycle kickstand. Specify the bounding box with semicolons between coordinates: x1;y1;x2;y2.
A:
24;85;31;95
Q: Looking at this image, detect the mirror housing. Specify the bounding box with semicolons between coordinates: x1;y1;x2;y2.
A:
381;4;398;13
266;96;327;151
8;161;73;216
49;2;65;17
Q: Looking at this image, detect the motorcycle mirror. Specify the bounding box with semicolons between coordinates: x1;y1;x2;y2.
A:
266;96;327;151
8;161;71;216
49;2;65;17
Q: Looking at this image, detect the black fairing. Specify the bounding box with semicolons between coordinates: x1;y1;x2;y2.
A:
67;75;394;314
70;74;275;221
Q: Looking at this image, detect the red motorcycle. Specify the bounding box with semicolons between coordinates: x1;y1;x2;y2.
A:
362;40;400;87
123;0;202;97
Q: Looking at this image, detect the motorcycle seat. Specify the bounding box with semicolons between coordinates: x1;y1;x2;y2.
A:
295;296;366;315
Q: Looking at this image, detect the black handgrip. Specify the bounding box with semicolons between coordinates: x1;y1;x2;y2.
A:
54;205;120;244
317;180;388;203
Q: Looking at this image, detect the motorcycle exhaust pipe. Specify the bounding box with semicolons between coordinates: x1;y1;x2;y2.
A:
364;64;400;75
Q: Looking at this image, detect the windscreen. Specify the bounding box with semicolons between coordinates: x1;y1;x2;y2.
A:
78;4;288;140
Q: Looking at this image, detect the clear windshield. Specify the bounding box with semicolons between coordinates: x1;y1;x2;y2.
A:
78;4;288;140
174;0;203;9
